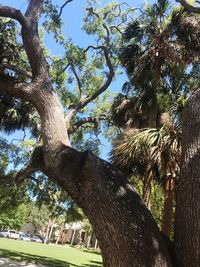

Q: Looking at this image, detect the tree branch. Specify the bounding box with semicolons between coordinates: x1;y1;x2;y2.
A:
0;81;34;101
14;163;40;184
0;1;49;79
58;0;74;18
68;114;108;134
86;7;110;46
176;0;200;13
0;4;28;27
68;60;82;95
20;1;49;79
25;0;44;22
73;45;114;111
0;63;32;79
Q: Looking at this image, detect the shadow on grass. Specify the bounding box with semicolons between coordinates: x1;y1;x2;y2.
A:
82;260;102;267
0;248;102;267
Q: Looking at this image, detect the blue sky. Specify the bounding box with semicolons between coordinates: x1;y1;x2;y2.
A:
0;0;178;159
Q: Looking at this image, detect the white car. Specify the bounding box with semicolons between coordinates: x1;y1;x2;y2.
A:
1;230;19;239
8;230;19;239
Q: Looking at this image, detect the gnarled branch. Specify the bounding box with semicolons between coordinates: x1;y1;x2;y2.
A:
0;4;28;27
58;0;74;18
69;114;108;134
176;0;200;13
73;45;114;111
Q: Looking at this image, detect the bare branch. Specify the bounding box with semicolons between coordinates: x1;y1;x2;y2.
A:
56;63;70;81
0;163;40;185
109;24;123;35
86;7;110;46
58;0;74;18
68;60;82;95
103;3;137;19
14;163;41;184
0;63;32;79
176;0;200;13
73;45;114;111
0;4;28;27
69;114;108;134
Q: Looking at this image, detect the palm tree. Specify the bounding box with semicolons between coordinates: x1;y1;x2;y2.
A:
111;112;181;237
111;0;200;131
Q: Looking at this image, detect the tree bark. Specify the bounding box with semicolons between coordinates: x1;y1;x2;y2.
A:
142;171;152;209
174;88;200;267
161;176;174;238
42;141;173;267
0;2;174;265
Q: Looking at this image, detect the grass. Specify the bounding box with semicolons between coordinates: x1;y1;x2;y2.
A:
0;238;102;267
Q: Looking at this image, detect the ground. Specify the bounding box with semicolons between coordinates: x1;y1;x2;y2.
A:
0;238;102;267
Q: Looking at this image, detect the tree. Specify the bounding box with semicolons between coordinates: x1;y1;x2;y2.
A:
172;1;200;266
0;0;200;266
111;112;181;237
0;1;173;266
0;203;29;230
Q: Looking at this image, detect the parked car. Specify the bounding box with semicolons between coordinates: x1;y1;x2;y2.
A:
18;233;30;241
0;230;19;239
30;234;49;244
30;235;43;243
0;230;8;238
7;230;19;239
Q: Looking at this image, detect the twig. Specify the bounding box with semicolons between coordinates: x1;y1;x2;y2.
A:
58;0;74;18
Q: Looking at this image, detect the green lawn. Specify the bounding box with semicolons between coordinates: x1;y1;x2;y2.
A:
0;238;102;267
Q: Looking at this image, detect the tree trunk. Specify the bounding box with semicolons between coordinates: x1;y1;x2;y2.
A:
71;230;76;246
45;219;51;241
87;232;92;248
161;176;174;238
43;144;173;267
142;172;152;209
94;238;98;250
0;2;174;266
48;219;55;240
174;88;200;267
56;225;64;245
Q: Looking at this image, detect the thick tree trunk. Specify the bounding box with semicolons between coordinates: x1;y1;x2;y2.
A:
161;176;174;238
42;144;173;267
174;88;200;267
0;2;173;266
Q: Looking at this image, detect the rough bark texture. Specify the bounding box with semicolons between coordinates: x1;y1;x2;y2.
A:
161;177;174;238
0;1;175;266
43;146;173;267
174;88;200;267
142;172;152;209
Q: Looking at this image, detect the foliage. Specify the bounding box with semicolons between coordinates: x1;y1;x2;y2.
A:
0;203;29;230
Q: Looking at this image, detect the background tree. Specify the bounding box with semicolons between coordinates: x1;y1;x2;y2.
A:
110;0;200;239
